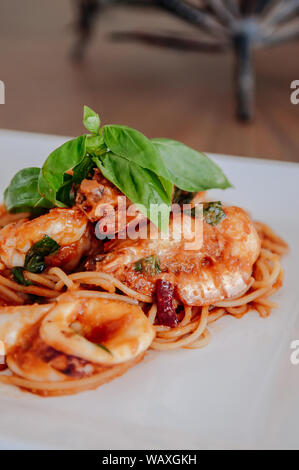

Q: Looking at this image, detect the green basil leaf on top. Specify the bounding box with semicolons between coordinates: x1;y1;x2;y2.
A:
86;134;107;157
24;235;60;273
159;176;173;201
94;153;171;231
72;155;95;185
3;105;232;235
103;125;170;180
56;173;75;207
4;167;54;214
38;135;87;205
151;138;232;192
83;105;101;135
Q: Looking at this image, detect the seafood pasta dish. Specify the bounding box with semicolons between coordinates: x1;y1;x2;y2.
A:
0;106;288;396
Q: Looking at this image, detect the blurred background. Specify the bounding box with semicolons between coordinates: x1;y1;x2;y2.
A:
0;0;298;161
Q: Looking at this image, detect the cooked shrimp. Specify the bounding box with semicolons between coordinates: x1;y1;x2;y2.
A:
0;207;94;270
0;294;155;389
93;206;261;306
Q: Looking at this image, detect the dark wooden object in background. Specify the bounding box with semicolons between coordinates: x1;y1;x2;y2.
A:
73;0;299;121
1;1;298;162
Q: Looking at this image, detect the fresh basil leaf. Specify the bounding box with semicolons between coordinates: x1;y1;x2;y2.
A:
56;173;74;207
104;124;173;199
96;343;113;355
39;175;67;208
83;105;101;135
72;155;95;185
56;155;96;205
134;255;161;276
25;255;44;273
152;138;232;192
24;235;60;273
11;267;33;286
93;153;171;231
103;125;170;180
38;135;87;205
86;135;107;156
159;176;173;200
4;167;53;214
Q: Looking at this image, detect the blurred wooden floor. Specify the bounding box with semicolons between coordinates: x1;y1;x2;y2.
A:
0;1;299;162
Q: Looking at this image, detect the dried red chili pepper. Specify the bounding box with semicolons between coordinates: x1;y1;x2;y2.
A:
156;279;178;328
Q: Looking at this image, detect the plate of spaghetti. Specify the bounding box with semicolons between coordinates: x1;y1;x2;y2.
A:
0;107;297;450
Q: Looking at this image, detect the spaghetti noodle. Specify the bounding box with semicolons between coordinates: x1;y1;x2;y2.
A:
0;106;289;396
0;222;286;346
0;206;288;395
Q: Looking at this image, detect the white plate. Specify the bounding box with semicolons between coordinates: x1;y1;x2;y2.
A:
0;130;298;450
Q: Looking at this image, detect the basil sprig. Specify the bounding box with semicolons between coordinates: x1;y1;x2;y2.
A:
103;125;170;180
93;153;171;231
83;105;101;135
4;106;232;231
